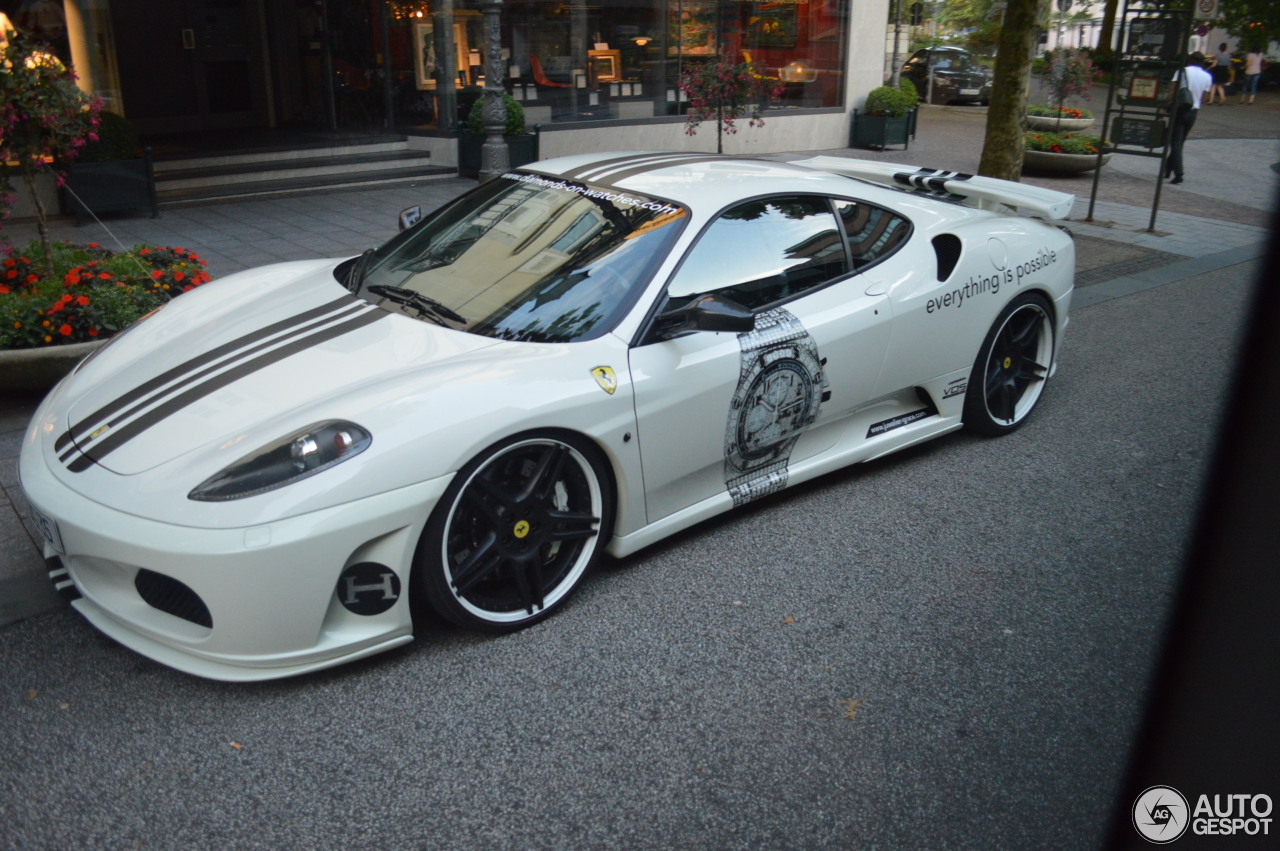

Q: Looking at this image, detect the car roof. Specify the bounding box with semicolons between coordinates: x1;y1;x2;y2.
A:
520;152;883;211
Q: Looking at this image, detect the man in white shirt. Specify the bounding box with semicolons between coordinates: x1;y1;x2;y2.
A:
1166;52;1214;185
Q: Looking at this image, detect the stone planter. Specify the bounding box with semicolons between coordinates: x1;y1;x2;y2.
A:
1025;114;1094;132
63;147;159;224
0;340;106;391
1021;149;1111;174
850;109;915;151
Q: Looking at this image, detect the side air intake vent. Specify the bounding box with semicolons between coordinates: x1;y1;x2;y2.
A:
932;234;962;282
135;569;213;628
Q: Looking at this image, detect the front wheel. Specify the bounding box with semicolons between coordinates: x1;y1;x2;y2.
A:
963;293;1055;436
414;433;613;632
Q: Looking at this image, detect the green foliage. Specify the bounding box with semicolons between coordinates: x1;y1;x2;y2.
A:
0;27;103;217
1217;0;1280;49
935;0;1002;55
1;241;212;349
466;94;526;136
1027;104;1092;118
1024;131;1102;154
79;111;141;162
864;84;917;117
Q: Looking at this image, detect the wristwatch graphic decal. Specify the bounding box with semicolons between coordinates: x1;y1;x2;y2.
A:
724;308;829;507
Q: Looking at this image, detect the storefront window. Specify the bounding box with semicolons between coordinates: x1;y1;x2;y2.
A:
387;0;847;131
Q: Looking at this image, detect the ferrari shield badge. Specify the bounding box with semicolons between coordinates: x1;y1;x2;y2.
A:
592;366;618;395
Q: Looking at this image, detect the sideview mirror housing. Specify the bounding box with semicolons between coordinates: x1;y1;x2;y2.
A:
653;293;755;340
399;205;422;231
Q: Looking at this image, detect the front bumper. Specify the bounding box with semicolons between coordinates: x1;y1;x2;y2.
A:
21;454;451;681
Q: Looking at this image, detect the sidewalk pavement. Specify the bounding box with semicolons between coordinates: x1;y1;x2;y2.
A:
2;98;1276;627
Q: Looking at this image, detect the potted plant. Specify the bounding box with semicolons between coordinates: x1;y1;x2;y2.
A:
851;82;917;150
680;58;783;154
0;27;102;279
63;110;159;224
1027;48;1097;132
1021;130;1110;174
0;239;211;389
458;94;539;178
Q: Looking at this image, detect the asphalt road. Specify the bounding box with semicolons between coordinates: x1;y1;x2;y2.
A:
0;247;1258;846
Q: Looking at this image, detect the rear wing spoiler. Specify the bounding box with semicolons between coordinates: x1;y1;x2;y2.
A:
794;156;1076;221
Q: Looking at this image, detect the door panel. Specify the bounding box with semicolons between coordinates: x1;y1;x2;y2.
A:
629;284;891;524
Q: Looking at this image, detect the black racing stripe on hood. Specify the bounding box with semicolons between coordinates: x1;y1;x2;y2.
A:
55;295;362;455
64;309;388;473
57;302;371;466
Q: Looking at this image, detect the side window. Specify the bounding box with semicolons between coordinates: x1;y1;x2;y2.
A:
667;196;847;311
836;200;910;271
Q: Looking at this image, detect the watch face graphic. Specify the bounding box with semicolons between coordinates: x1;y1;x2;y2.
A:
725;308;828;506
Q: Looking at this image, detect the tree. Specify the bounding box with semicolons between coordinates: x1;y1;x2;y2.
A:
936;0;1003;54
1217;0;1280;47
680;60;782;154
978;0;1050;181
1;27;101;276
1095;0;1120;59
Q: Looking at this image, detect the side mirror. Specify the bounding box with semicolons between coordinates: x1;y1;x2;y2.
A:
653;293;755;340
399;205;422;231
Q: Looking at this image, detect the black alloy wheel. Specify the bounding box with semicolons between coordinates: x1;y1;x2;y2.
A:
963;292;1055;435
415;433;613;632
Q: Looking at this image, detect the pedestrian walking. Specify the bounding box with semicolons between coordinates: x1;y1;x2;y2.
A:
1240;47;1265;104
1208;43;1233;104
1165;52;1213;185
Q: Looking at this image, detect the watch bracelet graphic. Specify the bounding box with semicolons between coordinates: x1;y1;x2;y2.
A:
724;308;828;507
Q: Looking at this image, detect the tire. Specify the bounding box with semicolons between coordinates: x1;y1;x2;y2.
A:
963;293;1055;436
414;432;613;632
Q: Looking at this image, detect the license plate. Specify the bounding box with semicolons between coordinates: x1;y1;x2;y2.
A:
960;88;980;96
27;502;65;554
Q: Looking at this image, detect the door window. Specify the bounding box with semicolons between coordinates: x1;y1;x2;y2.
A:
667;196;847;311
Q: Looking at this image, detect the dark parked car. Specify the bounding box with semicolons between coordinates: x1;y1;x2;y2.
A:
901;47;993;105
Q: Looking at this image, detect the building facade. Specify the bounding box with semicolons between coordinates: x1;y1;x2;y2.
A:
2;0;891;163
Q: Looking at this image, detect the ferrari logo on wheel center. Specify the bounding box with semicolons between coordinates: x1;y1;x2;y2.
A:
1003;356;1012;369
513;520;531;539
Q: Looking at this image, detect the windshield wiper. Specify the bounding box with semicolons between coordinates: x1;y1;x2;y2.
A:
345;248;375;291
365;284;467;326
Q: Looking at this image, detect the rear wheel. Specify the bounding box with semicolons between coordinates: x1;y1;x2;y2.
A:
963;293;1055;435
415;433;613;632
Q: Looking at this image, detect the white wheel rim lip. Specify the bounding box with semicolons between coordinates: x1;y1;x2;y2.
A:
984;304;1053;426
443;438;602;624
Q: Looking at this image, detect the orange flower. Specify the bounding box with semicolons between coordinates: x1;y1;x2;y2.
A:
25;274;38;285
59;324;73;336
151;269;162;280
0;285;9;295
77;295;91;306
88;327;99;337
65;273;81;285
98;272;110;280
174;271;185;282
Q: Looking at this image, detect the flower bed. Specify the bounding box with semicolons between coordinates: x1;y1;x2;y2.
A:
1023;131;1109;174
1026;105;1092;119
1025;131;1102;155
1;241;211;350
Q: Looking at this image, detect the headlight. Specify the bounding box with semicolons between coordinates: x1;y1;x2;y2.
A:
188;420;372;501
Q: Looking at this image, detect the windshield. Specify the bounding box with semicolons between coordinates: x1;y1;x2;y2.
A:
354;172;687;343
933;51;984;73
